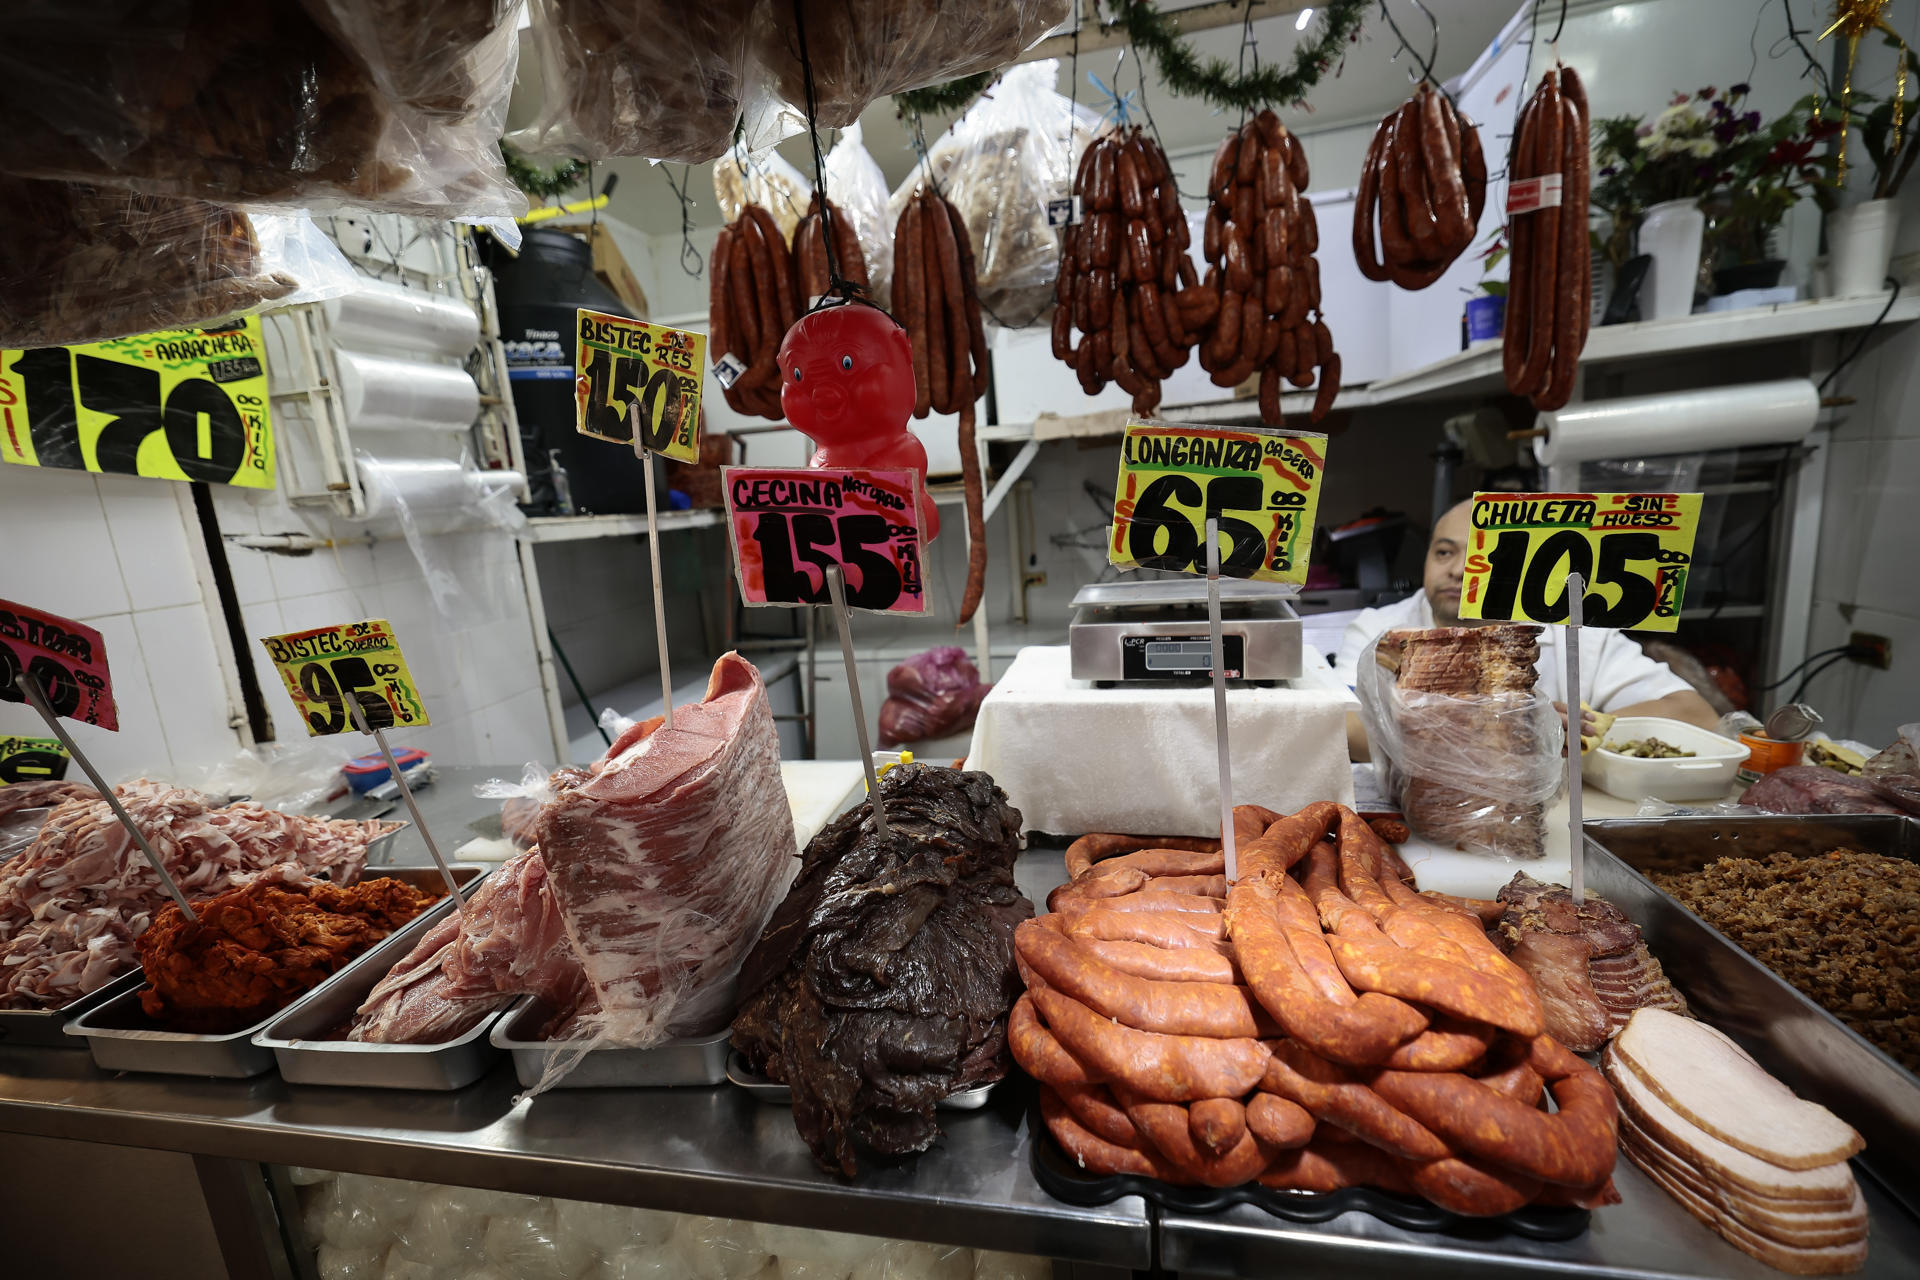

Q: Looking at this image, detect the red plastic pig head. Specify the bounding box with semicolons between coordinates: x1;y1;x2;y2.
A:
777;302;915;447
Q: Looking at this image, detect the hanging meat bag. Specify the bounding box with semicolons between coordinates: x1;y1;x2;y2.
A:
298;0;521;122
0;175;359;350
515;0;758;163
757;0;1072;129
0;2;523;218
821;123;896;303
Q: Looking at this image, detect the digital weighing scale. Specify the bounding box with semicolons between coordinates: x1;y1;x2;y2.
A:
1068;579;1303;683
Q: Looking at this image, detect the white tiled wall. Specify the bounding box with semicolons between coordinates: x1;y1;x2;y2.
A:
0;466;241;782
1802;311;1920;745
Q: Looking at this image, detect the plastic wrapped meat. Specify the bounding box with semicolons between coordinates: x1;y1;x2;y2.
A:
0;783;395;1009
538;652;797;1042
877;646;992;747
731;763;1030;1175
347;848;587;1043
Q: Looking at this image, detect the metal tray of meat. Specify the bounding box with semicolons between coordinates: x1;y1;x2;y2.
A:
253;867;503;1090
66;864;483;1079
0;819;408;1048
0;969;148;1048
1584;814;1920;1212
725;1051;998;1110
490;996;730;1089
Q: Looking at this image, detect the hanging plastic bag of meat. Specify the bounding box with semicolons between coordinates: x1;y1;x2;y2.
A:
515;0;758;163
821;123;896;303
756;0;1071;129
731;763;1031;1175
877;646;993;748
0;2;523;218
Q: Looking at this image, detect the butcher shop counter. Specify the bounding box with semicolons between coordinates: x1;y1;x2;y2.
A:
0;768;1151;1280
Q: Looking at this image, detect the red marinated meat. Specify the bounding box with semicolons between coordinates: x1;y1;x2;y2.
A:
538;652;797;1041
347;848;587;1043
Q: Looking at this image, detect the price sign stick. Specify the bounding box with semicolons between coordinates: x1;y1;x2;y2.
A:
825;565;890;840
345;697;466;913
1565;572;1586;904
17;672;196;921
1206;517;1238;883
631;404;675;732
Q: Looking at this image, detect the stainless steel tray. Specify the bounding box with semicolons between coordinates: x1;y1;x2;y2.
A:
252;866;501;1090
726;1051;997;1110
491;997;730;1088
66;864;482;1079
1584;815;1920;1213
0;969;146;1048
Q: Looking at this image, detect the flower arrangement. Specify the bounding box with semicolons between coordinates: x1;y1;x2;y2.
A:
1589;85;1839;269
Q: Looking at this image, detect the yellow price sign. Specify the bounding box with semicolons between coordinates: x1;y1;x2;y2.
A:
1458;491;1702;632
0;736;70;784
258;620;430;738
574;308;704;462
1109;420;1327;583
0;318;273;488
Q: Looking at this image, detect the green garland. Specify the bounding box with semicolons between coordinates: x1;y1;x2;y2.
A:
890;0;1369;119
501;142;587;202
894;71;996;119
1117;0;1368;112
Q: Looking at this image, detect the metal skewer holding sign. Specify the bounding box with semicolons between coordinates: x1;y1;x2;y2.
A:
1;599;198;919
1458;491;1703;901
575;308;706;734
724;466;930;836
1108;421;1330;882
259;620;464;911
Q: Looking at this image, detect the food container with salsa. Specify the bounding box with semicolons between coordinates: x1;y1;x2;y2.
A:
1587;716;1750;802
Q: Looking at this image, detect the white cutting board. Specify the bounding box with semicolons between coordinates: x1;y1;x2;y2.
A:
781;760;866;850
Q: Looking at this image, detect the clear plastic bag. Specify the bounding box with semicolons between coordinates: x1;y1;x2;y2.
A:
480;1203;570;1278
753;1225;883;1274
476;762;592;849
0;179;362;350
672;1216;771;1280
1864;723;1920;815
877;647;992;747
714;148;815;246
847;1242;973;1280
1355;633;1562;859
393;1187;489;1267
971;1252;1050;1280
378;1255;442;1280
173;740;357;815
555;1199;678;1257
915;60;1100;327
317;1244;390;1280
515;0;757;163
300;0;519;121
334;1174;428;1238
0;808;52;864
596;1247;685;1280
755;0;1072;129
0;2;523;218
821;123;895;303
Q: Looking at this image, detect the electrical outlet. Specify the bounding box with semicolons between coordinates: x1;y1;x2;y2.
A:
1850;632;1892;670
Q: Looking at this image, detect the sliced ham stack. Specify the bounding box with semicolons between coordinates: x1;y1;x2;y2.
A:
1604;1008;1868;1275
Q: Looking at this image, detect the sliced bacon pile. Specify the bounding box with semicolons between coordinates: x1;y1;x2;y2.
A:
1015;802;1620;1216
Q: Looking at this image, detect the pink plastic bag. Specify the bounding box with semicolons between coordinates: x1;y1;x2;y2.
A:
877;647;991;748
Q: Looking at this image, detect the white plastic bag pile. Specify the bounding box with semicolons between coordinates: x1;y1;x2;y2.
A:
296;1169;1052;1280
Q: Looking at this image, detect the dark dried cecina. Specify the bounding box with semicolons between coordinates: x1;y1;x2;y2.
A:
731;763;1033;1176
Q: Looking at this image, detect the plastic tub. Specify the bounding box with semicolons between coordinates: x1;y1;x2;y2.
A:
1588;717;1750;802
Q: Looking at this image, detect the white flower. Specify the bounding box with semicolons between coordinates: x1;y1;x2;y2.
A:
1689;137;1718;158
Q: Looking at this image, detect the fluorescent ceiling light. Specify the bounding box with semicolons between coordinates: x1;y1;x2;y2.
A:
1296;7;1314;29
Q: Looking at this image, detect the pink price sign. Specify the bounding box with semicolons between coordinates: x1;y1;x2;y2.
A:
0;599;117;731
724;467;927;614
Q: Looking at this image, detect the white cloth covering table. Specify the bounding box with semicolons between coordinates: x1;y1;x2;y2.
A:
965;645;1354;838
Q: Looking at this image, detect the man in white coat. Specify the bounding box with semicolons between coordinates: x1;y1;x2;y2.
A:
1334;499;1719;758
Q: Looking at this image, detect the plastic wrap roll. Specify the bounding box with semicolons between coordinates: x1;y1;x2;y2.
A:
322;281;481;356
1532;379;1819;466
356;457;523;521
337;350;481;433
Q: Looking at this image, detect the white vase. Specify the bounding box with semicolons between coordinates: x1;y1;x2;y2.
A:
1638;198;1706;319
1827;198;1901;298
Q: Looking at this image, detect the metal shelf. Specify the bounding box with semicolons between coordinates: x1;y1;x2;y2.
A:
522;508;723;544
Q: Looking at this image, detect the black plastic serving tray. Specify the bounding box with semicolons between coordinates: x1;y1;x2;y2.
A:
1028;1106;1591;1242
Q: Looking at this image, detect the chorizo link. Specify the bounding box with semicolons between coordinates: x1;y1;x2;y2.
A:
1420;85;1472;253
1010;992;1104;1088
898;199;931;417
1114;1087;1273;1187
1038;1087;1176;1181
930;195;971;410
1261;1038;1451;1160
1354;114;1393;282
1516;73;1564;398
1030;986;1271;1104
1190;1096;1255;1160
1393;101;1441;260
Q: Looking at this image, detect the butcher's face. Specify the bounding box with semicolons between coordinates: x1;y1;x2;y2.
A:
1425;500;1475;626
